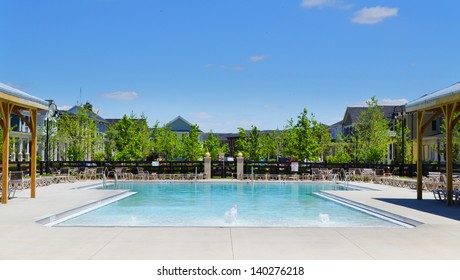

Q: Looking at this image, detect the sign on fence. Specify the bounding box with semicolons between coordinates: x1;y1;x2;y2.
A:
291;162;299;172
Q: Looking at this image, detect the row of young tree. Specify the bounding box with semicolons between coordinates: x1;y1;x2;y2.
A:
37;97;415;164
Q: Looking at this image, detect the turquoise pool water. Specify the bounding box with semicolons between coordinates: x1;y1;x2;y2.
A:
56;182;403;228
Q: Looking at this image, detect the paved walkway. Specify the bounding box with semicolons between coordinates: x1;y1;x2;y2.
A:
1;180;459;260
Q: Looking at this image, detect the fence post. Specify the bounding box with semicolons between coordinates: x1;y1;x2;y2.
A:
236;153;244;180
204;153;211;179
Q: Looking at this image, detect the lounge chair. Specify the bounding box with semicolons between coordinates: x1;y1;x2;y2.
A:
134;167;149;180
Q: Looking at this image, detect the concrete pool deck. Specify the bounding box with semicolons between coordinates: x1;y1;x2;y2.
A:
1;180;459;260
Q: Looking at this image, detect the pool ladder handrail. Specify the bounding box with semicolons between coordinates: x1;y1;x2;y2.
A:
333;172;350;187
344;173;350;187
103;172;118;189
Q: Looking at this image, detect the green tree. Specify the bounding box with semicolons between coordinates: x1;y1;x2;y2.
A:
328;133;352;163
234;128;250;158
56;105;99;161
283;108;324;162
355;97;391;163
107;113;151;161
0;127;20;159
182;124;203;161
248;125;264;161
260;129;283;161
203;131;227;160
314;122;332;162
151;122;180;160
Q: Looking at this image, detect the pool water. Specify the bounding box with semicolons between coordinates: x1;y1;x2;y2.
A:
56;182;402;228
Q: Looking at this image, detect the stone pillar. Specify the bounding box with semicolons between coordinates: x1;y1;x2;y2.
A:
18;140;23;161
11;142;16;161
236;152;244;180
204;152;211;180
25;140;30;161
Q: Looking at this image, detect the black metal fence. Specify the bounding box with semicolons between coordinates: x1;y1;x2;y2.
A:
3;160;460;178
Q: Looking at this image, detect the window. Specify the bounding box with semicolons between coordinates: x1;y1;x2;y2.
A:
432;120;437;131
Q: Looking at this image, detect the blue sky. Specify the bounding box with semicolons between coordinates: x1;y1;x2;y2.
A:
1;0;460;132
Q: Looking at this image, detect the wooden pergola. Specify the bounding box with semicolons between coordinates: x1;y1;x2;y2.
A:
0;83;48;204
406;82;460;206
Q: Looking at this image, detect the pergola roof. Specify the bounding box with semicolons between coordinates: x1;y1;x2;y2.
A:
0;83;48;110
406;82;460;112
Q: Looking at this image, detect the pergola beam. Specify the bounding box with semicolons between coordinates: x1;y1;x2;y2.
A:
407;83;460;205
0;83;48;204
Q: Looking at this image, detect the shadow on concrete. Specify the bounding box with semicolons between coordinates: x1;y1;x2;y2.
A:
377;198;460;222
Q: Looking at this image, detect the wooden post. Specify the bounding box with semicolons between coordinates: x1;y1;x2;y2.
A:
1;103;11;204
445;104;454;206
30;109;38;198
416;111;425;200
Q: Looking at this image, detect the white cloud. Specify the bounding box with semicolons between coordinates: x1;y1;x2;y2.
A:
101;91;138;101
354;98;408;107
300;0;334;8
379;98;408;106
351;6;398;24
57;105;72;111
189;112;214;119
249;55;267;63
300;0;352;9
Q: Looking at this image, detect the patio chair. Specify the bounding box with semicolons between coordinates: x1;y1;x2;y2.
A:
373;169;385;183
311;168;323;180
0;172;22;199
58;167;76;182
9;171;24;190
77;167;90;180
94;167;106;180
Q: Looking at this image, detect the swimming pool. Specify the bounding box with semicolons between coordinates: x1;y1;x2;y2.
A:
51;182;410;228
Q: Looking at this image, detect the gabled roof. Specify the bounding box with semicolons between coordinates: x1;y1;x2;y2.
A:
342;106;398;125
166;116;202;132
66;105;109;124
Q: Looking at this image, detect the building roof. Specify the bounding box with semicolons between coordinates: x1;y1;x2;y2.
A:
406;82;460;112
66;105;109;124
105;118;122;124
329;120;343;127
342;106;399;125
166;116;202;132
